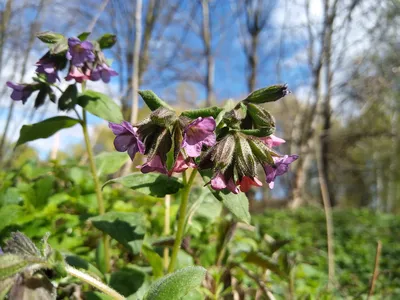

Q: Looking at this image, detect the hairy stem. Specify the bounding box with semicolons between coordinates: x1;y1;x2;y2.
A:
167;169;197;273
81;91;110;273
65;265;124;300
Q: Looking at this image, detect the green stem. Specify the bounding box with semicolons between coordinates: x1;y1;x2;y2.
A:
167;169;198;273
80;82;110;273
65;265;124;300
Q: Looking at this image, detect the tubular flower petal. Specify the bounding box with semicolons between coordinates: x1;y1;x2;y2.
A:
66;38;95;67
264;155;299;189
182;117;216;157
109;121;145;160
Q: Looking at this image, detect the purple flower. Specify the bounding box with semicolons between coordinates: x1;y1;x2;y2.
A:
6;82;34;104
109;121;145;160
65;66;91;83
139;155;167;174
66;37;95;67
35;57;59;83
182;117;216;158
264;155;299;189
90;63;118;83
210;172;239;194
238;176;263;192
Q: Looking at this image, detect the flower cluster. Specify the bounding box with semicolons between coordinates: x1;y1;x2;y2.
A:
6;32;117;107
109;108;216;176
110;85;298;194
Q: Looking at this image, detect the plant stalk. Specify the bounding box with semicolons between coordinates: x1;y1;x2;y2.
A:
65;265;124;300
167;169;197;273
81;102;110;273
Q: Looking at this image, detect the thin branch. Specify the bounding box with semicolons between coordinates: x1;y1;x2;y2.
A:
367;240;382;300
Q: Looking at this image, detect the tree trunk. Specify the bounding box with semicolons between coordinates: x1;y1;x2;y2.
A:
201;0;214;106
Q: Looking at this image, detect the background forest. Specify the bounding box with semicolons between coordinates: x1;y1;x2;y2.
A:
0;0;399;299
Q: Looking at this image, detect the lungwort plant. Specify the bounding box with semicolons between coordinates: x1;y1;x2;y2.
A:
1;31;297;299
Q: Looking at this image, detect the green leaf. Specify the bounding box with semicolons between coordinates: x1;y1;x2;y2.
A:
95;152;130;177
102;173;183;198
244;252;286;278
85;291;113;300
244;84;289;104
36;31;65;44
34;87;47;109
141;245;163;278
95;240;107;275
0;205;24;231
143;266;206;300
109;267;146;297
200;170;250;224
16;116;80;147
180;107;224;119
0;254;45;280
78;32;91;41
97;33;117;49
90;212;146;254
139;90;172;111
237;128;275;137
78;90;123;123
65;255;104;280
58;84;78;111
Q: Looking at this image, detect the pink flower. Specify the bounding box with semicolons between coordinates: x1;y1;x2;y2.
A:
238;176;263;192
261;134;285;148
139;155;167;174
182;117;216;157
168;153;196;176
210;172;239;194
65;66;91;83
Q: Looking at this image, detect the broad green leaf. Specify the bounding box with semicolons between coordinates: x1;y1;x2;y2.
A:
36;31;65;44
109;267;146;296
95;152;130;177
0;254;45;280
244;252;286;278
200;170;250;224
16;116;80;147
180;107;224;119
0;187;21;206
102;173;183;198
65;255;104;280
78;32;91;41
33;176;55;208
0;205;24;231
58;84;78;111
139;90;172;111
143;266;206;300
141;245;163;278
78;90;123;123
85;291;113;300
97;33;117;49
90;212;146;254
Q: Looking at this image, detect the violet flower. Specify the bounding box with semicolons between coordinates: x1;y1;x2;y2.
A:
261;134;285;148
264;154;299;189
66;37;95;67
109;121;145;160
238;176;263;193
6;82;34;104
210;172;239;194
139;155;167;174
182;117;216;157
90;63;118;83
35;60;59;83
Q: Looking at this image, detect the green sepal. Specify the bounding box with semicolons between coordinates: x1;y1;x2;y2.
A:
244;84;289;104
97;33;117;49
77;32;91;41
236;128;275;137
180;106;224;119
36;31;65;44
139;90;172;111
246;103;275;129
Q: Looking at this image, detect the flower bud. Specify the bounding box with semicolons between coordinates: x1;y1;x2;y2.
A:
246;102;275;129
150;107;177;127
234;133;257;179
244;84;289;104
